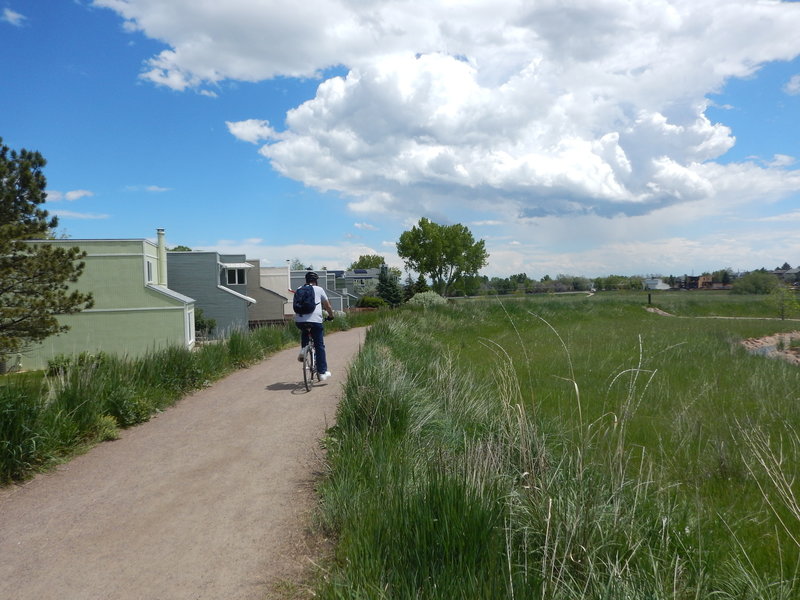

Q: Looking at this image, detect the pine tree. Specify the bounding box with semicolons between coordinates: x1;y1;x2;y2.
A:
0;138;93;359
414;274;430;294
402;273;416;302
377;265;403;307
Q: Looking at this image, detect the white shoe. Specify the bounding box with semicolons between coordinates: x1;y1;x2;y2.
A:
319;371;332;381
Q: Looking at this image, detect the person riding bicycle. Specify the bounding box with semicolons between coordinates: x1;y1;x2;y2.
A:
295;271;335;381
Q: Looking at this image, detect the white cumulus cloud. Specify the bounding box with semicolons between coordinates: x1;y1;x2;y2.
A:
95;0;800;258
784;74;800;95
226;119;279;144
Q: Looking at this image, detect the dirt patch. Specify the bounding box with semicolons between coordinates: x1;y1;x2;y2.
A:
740;331;800;366
645;306;675;317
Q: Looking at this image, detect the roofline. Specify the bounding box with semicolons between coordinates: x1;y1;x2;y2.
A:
146;284;195;305
217;285;257;304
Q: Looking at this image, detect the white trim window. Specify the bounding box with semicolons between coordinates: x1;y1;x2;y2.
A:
187;308;196;346
226;268;246;285
146;260;154;283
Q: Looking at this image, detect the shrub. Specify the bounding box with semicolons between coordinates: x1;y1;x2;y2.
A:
731;271;779;294
47;351;108;376
194;308;216;338
358;296;387;309
407;290;447;308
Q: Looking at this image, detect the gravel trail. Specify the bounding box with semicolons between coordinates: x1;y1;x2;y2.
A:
0;327;366;600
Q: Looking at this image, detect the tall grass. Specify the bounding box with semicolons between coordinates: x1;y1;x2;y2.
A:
315;295;800;598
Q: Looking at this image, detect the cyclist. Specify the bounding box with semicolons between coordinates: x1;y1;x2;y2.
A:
295;271;335;381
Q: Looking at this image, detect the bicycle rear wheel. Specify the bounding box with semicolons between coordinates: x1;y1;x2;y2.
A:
302;344;315;391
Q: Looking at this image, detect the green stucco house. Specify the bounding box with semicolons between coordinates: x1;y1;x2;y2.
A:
21;229;195;371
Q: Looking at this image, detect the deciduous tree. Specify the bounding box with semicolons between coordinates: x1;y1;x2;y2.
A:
768;284;800;320
348;254;385;270
731;271;778;295
396;218;488;296
290;258;312;270
0;138;93;359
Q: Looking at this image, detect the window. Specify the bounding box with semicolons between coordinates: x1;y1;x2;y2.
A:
146;260;154;283
226;268;246;285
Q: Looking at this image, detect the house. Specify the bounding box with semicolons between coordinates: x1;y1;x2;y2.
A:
643;278;671;291
167;251;256;338
21;229;195;371
680;275;712;290
321;270;358;308
246;262;292;326
289;270;349;312
344;268;381;295
770;268;800;284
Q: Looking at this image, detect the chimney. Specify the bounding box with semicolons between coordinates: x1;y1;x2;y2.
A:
156;228;168;286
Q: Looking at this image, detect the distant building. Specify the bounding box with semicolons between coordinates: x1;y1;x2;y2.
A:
770;268;800;284
643;278;671;290
247;263;292;326
167;251;256;337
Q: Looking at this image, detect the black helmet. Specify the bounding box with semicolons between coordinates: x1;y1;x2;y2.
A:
305;271;319;283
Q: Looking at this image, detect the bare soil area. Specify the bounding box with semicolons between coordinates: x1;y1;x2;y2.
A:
0;327;367;600
644;306;800;365
740;330;800;365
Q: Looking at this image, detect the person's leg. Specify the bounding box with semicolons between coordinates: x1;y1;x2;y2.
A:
311;322;328;374
296;323;309;360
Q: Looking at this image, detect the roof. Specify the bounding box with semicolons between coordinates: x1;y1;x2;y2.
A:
219;262;253;269
217;285;257;304
146;284;195;305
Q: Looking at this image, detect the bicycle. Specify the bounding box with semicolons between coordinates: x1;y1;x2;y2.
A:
299;323;319;391
299;316;333;391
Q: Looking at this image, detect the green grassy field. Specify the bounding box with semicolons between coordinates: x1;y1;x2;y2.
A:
316;292;800;598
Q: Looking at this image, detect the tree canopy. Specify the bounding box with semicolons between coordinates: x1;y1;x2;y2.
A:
396;218;488;296
290;258;313;270
731;271;778;295
348;254;385;270
0;138;93;359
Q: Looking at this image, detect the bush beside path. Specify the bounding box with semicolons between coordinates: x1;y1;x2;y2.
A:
0;327;367;600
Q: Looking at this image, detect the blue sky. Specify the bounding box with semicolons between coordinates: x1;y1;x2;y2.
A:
2;0;800;279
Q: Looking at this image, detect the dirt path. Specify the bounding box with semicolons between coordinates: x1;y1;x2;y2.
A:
0;327;367;600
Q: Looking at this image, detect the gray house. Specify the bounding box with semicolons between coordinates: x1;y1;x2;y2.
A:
167;251;256;337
